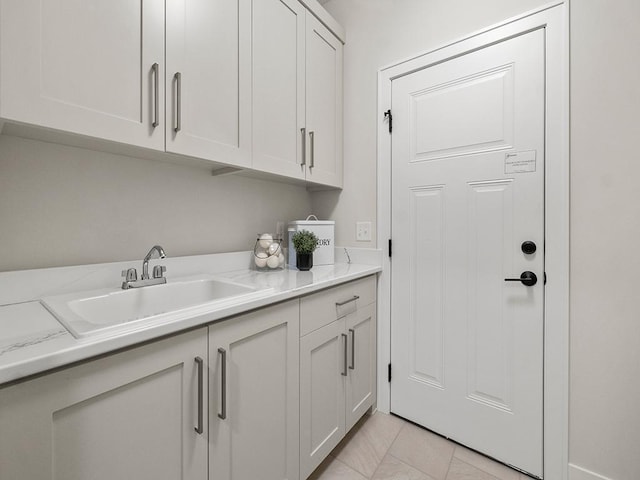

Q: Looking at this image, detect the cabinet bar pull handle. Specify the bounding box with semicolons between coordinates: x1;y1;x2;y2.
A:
336;295;359;307
309;131;315;168
341;333;348;376
349;329;355;370
151;63;159;128
194;356;204;434
300;128;306;166
218;348;227;420
174;72;182;132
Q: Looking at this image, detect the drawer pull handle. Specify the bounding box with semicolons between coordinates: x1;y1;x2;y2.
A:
336;295;359;307
341;333;348;376
194;356;204;434
218;348;227;420
349;329;355;370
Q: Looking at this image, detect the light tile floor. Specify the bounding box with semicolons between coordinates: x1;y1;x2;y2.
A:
309;412;535;480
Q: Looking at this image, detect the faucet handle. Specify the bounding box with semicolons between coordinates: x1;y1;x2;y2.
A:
122;268;137;282
153;265;166;279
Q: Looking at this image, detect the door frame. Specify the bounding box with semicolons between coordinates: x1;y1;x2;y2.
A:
376;3;569;479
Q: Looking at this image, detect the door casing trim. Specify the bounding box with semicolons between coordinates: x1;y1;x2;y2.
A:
376;3;569;479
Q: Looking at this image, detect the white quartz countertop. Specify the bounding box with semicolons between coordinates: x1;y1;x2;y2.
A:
0;258;380;386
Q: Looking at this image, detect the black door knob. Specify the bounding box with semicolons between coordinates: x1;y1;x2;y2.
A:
504;271;538;287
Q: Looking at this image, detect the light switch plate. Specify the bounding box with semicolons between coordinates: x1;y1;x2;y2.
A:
356;221;372;242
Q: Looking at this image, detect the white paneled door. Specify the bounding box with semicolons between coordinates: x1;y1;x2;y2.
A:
390;29;545;477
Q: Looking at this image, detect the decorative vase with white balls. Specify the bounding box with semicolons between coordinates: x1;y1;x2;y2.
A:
291;230;319;271
253;233;285;271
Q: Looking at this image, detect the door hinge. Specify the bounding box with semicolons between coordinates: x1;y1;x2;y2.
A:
388;239;392;258
384;109;392;133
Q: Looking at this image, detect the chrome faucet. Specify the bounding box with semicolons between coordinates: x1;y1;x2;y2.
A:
142;245;166;280
121;245;167;289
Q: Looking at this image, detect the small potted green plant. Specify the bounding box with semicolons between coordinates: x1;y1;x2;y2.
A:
291;230;319;271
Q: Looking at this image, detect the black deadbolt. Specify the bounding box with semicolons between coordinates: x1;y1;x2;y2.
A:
521;241;537;255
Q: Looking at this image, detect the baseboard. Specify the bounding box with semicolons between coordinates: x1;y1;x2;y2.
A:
569;464;613;480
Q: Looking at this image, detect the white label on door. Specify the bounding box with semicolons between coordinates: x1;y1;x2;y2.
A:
505;150;536;173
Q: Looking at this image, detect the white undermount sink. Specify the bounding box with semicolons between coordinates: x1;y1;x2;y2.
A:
41;275;272;339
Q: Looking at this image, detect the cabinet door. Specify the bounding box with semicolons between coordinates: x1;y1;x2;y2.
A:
305;13;343;188
300;318;347;479
209;300;299;480
252;0;306;180
166;0;251;167
0;0;165;150
345;303;376;431
0;328;208;480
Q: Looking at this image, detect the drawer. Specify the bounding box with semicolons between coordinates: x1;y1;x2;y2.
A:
300;275;376;337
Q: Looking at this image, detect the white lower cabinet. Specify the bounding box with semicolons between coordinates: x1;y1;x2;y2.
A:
300;317;347;474
0;277;376;480
345;303;376;431
0;328;208;480
208;299;300;480
299;277;377;479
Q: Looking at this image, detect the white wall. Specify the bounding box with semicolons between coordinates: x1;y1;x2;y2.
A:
569;1;640;479
312;0;549;248
319;0;640;479
0;135;312;271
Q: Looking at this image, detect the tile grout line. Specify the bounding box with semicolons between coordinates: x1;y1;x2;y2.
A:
335;456;363;478
365;421;404;479
391;415;524;480
331;412;533;480
453;445;523;480
443;447;454;480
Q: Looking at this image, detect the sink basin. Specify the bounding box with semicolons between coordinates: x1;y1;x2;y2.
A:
41;275;272;339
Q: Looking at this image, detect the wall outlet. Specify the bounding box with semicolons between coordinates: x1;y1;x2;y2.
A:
356;221;372;242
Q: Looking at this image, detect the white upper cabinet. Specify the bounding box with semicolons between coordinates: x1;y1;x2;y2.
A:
253;0;344;188
0;0;165;151
252;0;307;181
0;0;343;187
165;0;251;167
305;13;344;188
